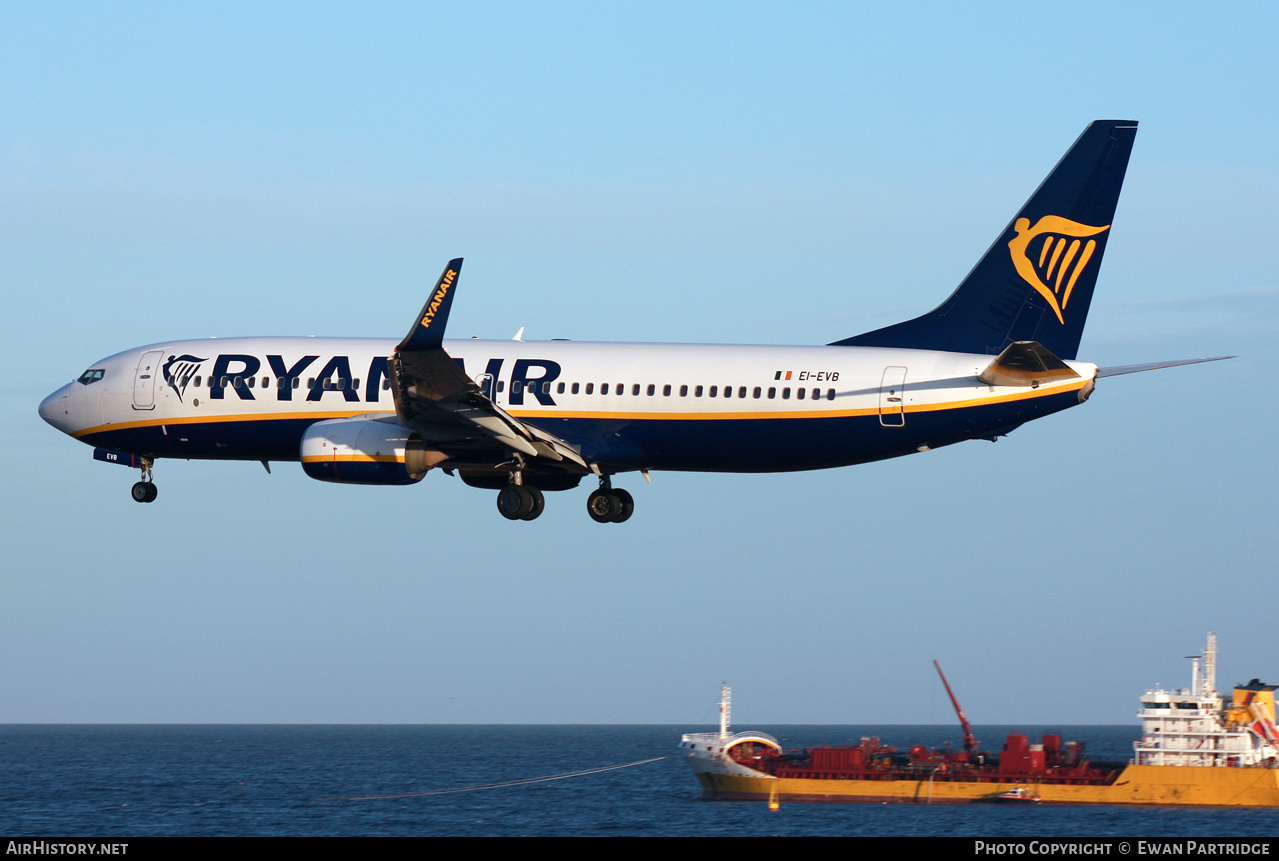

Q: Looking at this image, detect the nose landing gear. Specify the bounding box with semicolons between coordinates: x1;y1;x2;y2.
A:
131;458;157;503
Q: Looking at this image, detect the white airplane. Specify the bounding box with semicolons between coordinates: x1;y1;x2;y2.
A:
39;120;1225;522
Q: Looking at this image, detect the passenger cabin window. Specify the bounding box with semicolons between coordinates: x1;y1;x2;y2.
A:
679;385;688;397
586;383;594;395
572;382;580;394
557;382;566;394
601;383;609;395
647;384;655;396
632;384;640;396
663;384;672;396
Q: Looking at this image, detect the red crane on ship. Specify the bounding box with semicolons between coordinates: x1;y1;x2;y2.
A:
934;660;978;755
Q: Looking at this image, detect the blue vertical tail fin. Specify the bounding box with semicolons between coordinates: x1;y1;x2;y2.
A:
832;120;1137;359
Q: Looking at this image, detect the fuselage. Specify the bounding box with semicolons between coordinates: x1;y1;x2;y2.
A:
39;337;1097;474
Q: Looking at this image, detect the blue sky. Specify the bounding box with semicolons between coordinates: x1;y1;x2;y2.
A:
3;2;1276;725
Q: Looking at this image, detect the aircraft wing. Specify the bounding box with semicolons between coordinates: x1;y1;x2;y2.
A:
387;259;589;470
1096;356;1233;378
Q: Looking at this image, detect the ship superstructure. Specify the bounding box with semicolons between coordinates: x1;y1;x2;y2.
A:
1134;632;1279;768
680;684;783;781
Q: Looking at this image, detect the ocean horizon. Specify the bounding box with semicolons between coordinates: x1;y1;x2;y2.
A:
2;724;1277;837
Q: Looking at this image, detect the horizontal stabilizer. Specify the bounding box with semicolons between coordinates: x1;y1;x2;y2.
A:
1096;356;1233;378
979;341;1080;388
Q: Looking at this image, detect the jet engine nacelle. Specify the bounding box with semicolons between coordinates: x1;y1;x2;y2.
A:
300;416;447;485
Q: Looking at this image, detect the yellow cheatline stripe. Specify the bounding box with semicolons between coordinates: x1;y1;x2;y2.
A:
508;406;881;421
72;409;395;439
75;378;1087;437
302;453;404;464
907;379;1086;414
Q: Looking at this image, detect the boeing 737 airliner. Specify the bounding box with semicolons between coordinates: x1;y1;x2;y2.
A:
39;120;1225;522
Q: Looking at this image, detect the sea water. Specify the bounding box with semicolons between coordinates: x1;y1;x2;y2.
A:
0;725;1275;837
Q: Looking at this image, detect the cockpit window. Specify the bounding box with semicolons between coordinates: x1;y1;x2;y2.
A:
77;369;105;385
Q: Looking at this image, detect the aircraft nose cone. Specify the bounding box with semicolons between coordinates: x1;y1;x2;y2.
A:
39;385;74;433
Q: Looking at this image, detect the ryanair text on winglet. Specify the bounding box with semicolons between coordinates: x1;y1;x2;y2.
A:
420;269;457;330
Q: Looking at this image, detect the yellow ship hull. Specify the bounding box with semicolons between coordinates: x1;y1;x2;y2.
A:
696;765;1279;806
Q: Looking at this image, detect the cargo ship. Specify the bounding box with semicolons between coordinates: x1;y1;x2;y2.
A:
681;633;1279;806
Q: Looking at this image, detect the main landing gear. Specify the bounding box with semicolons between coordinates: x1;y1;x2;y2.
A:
587;478;633;524
131;457;158;503
494;471;634;523
496;483;545;521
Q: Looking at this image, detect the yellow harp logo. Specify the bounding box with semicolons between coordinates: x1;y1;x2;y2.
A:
1008;216;1109;324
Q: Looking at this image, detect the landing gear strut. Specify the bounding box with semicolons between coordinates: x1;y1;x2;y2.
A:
131;457;157;503
587;477;633;524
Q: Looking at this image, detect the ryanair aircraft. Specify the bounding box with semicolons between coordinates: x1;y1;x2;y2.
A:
39;120;1224;522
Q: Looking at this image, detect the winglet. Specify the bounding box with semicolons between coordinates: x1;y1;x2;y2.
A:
398;258;464;352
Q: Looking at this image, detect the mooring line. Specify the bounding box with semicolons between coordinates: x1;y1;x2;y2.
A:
320;756;668;801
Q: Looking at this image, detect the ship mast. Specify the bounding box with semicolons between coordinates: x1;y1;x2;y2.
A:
1189;631;1217;696
1204;631;1217;696
934;660;978;754
718;683;731;740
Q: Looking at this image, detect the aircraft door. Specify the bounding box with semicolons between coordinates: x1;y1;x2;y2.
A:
878;366;907;427
479;373;499;405
132;350;165;410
